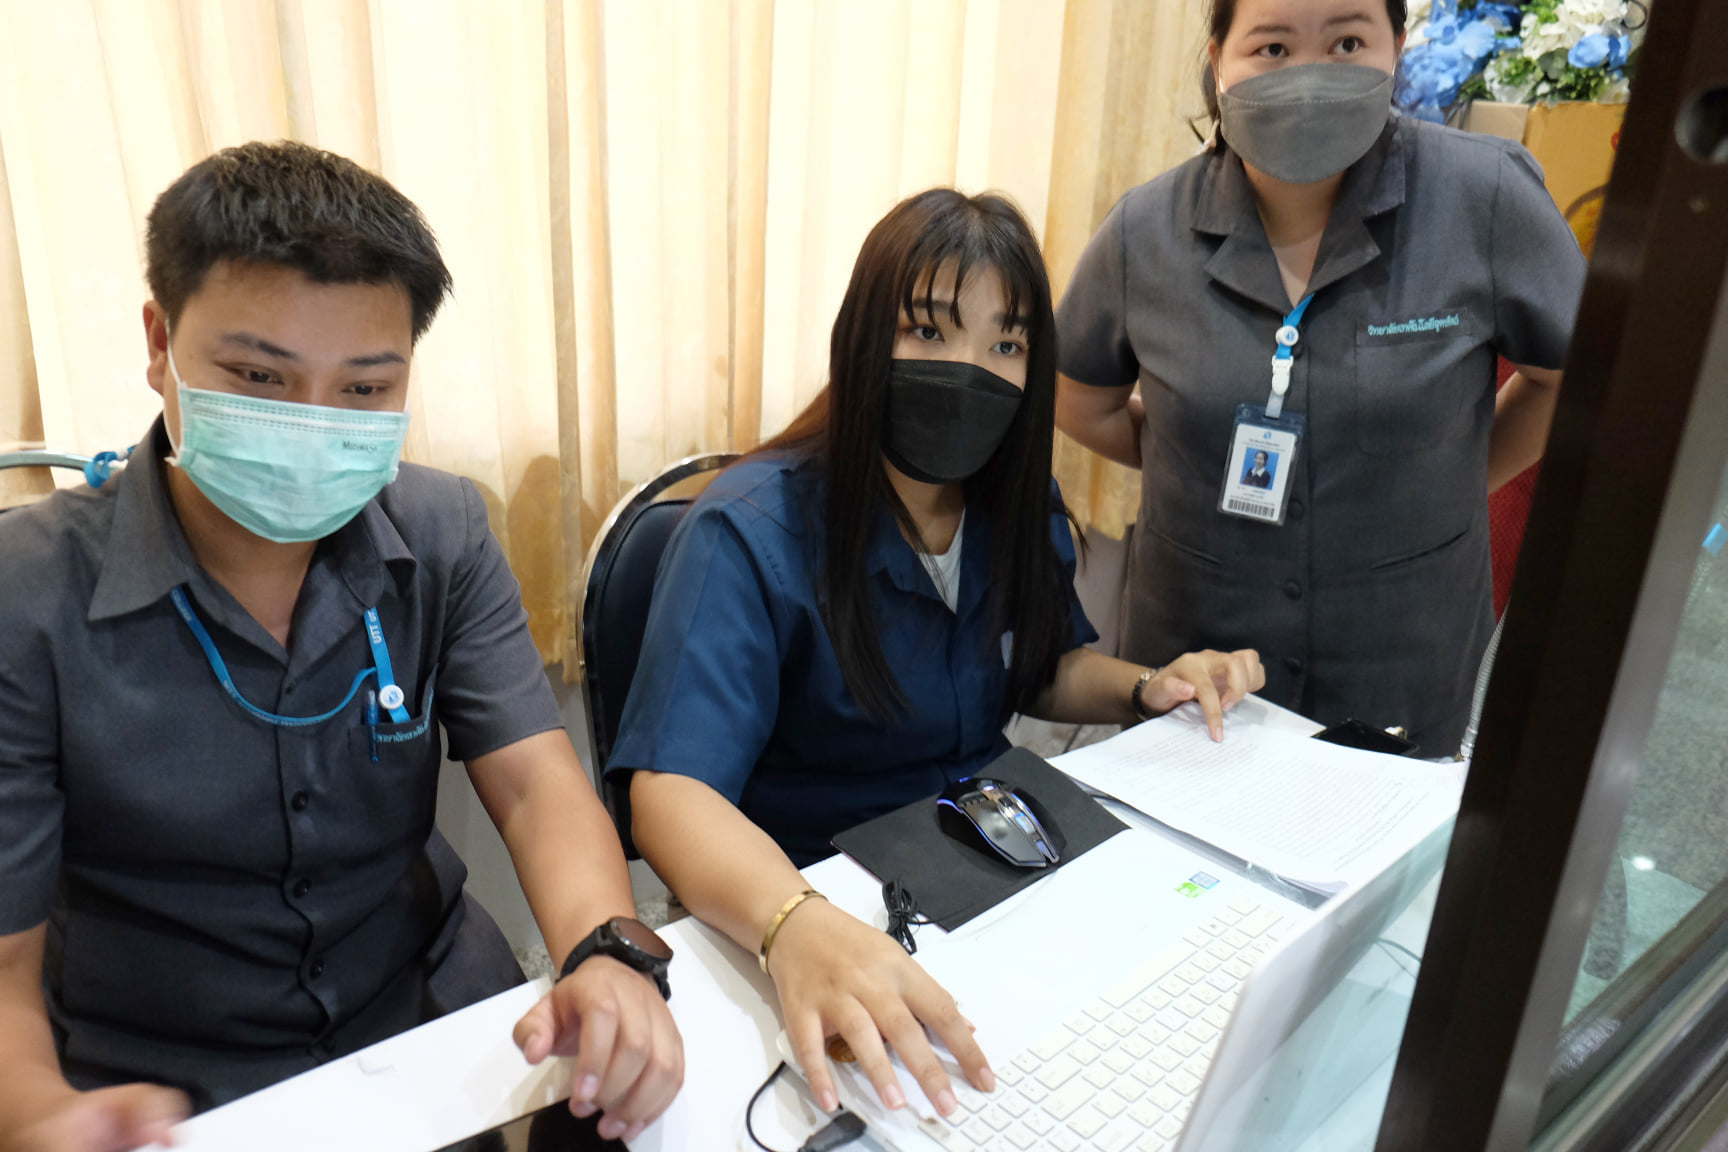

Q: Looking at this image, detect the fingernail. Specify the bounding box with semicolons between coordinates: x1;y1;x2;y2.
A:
937;1089;958;1116
624;1123;647;1142
569;1099;597;1118
981;1067;997;1092
820;1090;839;1112
885;1083;906;1109
523;1030;542;1055
579;1075;600;1101
597;1117;626;1140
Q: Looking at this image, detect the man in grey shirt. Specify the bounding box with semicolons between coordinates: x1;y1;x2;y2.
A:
0;142;682;1150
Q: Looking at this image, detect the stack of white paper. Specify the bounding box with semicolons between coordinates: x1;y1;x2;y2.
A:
1052;702;1464;890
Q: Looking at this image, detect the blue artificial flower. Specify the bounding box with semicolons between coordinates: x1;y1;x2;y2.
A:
1396;9;1512;116
1475;2;1524;31
1453;20;1500;59
1570;32;1610;69
1606;32;1630;69
1395;45;1467;114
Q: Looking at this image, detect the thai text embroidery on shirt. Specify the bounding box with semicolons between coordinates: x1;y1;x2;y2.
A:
1366;314;1462;337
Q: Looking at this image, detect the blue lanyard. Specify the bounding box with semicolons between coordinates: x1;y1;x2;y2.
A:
169;586;410;727
363;608;410;721
84;445;135;488
1266;294;1314;420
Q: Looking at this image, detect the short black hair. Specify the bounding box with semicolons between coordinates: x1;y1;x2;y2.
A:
145;140;452;342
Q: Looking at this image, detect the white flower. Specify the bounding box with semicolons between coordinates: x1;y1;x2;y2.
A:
1521;0;1634;59
1485;55;1540;103
1520;12;1575;59
1600;74;1632;103
1560;0;1620;25
1403;0;1436;49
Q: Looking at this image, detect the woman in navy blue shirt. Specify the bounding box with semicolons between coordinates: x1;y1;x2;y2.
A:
612;189;1264;1122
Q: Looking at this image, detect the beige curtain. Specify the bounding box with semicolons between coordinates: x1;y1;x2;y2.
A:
0;0;1206;669
1045;0;1210;537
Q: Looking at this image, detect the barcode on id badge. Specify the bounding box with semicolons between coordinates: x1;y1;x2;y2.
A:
1226;497;1277;519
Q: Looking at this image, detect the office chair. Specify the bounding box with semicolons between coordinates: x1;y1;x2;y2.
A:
577;452;736;859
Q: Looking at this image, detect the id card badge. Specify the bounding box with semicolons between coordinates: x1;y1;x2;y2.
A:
1219;404;1303;526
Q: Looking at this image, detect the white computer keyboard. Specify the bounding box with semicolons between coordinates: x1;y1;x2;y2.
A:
929;897;1289;1152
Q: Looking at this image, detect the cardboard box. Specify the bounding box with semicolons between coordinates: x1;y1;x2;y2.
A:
1459;100;1628;257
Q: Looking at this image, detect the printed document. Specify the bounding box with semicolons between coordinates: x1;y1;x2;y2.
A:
1052;701;1464;889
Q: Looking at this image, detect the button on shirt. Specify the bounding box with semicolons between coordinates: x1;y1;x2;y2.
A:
0;420;561;1097
1057;118;1586;754
608;455;1097;867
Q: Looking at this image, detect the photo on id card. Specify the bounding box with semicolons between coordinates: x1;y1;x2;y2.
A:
1219;406;1302;525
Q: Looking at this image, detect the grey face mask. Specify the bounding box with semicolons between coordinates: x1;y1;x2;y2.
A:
1217;62;1392;184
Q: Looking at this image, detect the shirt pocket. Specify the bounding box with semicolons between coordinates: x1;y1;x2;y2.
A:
347;665;441;772
1353;307;1489;456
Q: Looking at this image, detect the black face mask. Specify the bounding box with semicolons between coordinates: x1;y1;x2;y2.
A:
882;359;1024;485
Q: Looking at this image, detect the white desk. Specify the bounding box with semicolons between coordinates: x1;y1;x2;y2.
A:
171;701;1445;1152
636;698;1333;1151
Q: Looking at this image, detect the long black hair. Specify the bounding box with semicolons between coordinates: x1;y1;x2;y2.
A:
750;188;1072;722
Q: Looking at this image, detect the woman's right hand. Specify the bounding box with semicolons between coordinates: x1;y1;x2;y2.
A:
6;1085;187;1152
766;896;995;1119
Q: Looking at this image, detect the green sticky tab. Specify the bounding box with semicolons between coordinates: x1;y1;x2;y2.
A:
1176;882;1203;899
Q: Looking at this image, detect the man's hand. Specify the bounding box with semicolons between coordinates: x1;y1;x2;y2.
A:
769;898;993;1120
5;1085;187;1152
1141;649;1266;741
512;956;683;1145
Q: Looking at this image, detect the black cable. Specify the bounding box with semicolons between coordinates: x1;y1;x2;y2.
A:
745;1062;793;1152
1376;937;1424;980
1378;938;1423;966
800;1114;867;1152
882;878;932;955
744;1061;867;1152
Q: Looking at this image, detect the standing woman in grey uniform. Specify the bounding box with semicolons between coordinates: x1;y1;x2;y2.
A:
1055;0;1587;755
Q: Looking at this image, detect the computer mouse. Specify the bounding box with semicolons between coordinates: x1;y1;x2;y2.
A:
936;777;1063;869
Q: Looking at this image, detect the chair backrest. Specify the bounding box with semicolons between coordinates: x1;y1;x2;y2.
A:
578;453;736;858
0;449;102;512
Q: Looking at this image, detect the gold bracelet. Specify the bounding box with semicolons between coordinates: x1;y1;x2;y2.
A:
759;889;826;975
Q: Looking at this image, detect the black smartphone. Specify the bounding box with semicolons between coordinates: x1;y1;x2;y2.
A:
1312;717;1420;757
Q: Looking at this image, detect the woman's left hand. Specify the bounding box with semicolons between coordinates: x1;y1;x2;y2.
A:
1139;649;1265;741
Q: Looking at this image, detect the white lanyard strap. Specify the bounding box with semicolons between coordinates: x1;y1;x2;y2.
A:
1266;294;1314;420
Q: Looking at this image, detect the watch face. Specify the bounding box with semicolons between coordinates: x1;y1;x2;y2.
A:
611;917;674;962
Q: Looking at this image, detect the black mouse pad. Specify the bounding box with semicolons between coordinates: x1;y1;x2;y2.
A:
830;746;1127;931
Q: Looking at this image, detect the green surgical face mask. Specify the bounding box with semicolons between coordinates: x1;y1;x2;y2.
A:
166;340;411;543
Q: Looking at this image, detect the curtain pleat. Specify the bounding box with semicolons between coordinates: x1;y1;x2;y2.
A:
0;0;1209;666
0;137;46;509
1047;0;1208;538
0;2;158;459
727;0;773;454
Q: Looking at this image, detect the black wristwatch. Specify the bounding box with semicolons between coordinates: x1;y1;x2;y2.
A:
560;916;674;1001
